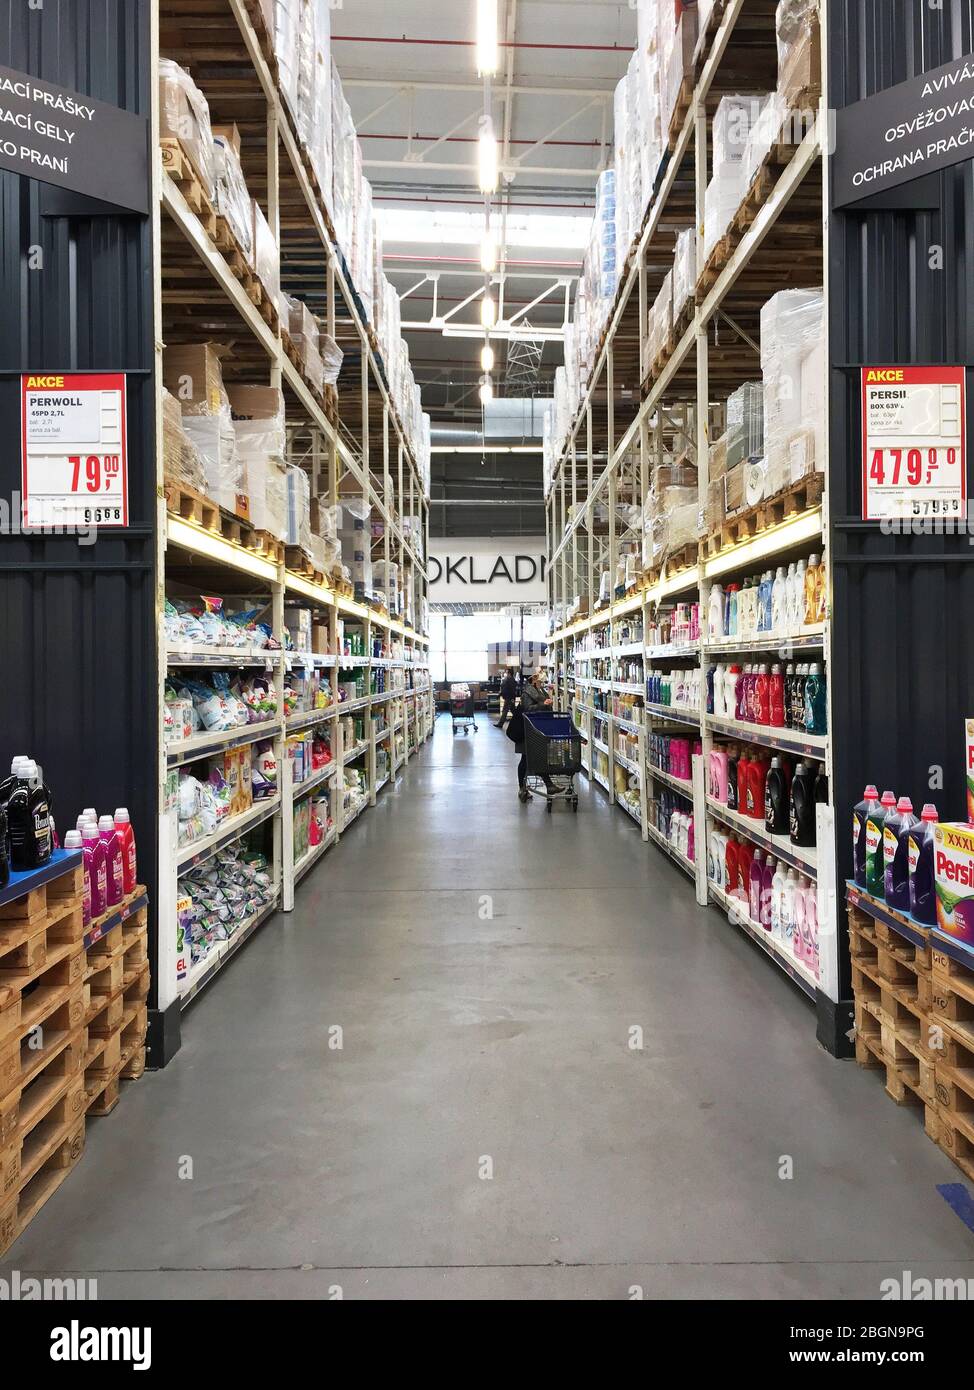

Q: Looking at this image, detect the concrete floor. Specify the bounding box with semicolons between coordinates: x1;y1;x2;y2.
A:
5;713;974;1299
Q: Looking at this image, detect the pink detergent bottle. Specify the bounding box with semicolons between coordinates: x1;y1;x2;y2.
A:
64;829;88;927
83;820;107;919
98;814;124;907
114;807;138;895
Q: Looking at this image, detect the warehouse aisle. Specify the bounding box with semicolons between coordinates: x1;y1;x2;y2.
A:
6;714;974;1298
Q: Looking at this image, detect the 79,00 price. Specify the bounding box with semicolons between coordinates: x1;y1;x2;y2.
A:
69;453;121;494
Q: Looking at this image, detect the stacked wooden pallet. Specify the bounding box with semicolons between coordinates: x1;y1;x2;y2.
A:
0;859;87;1257
83;895;150;1118
848;886;974;1180
0;858;151;1257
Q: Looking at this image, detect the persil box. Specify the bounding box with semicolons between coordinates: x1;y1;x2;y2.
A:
966;718;974;823
935;822;974;947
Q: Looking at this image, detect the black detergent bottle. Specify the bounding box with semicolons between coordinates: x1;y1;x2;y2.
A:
0;802;8;887
8;760;52;869
790;762;818;849
765;757;789;836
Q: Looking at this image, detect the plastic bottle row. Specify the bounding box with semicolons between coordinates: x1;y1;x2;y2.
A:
647;668;701;712
709;662;827;735
64;808;138;928
853;786;938;925
709;838;819;980
648;733;698;783
708;747;827;849
708;556;826;641
0;757;56;882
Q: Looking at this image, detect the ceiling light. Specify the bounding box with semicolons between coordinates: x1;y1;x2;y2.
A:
481;342;495;371
480;227;498;273
478;117;498;193
479;376;494;405
480;293;496;328
476;0;499;76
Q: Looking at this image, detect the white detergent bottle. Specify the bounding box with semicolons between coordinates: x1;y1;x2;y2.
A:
771;567;787;634
771;860;786;939
793;875;808;953
791;560;807;630
708;583;725;639
781;869;797;949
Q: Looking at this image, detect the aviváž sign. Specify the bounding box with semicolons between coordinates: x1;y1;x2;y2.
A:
861;366;966;522
0;64;148;214
834;52;974;208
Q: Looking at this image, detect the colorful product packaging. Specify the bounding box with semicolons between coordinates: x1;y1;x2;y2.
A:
934;821;974;947
966;717;974;823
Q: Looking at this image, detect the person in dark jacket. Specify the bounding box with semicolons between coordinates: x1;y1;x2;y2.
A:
495;669;519;728
506;673;553;801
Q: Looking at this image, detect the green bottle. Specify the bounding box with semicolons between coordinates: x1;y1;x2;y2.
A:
864;790;896;897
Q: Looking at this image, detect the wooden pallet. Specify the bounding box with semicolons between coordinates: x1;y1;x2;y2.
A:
164;478;285;563
161;138;279;335
285;548;326;586
666;77;694;154
930;945;974;1052
855;1019;933;1109
84;918;149;1118
704;473;825;559
0;1113;85;1258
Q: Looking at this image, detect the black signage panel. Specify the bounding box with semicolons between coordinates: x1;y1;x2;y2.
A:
0;63;149;214
833;50;974;208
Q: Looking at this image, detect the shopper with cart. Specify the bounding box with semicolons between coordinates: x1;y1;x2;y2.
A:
495;668;519;729
507;673;553;802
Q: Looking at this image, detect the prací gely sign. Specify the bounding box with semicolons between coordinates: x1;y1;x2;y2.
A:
833;50;974;207
0;64;148;214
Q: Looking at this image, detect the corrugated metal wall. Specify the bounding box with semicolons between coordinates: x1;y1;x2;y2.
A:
0;3;156;978
829;0;974;996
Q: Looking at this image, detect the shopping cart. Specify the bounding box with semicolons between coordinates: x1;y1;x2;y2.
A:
523;711;582;813
450;693;477;735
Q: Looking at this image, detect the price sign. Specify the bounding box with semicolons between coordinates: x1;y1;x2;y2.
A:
861;365;966;521
21;373;128;529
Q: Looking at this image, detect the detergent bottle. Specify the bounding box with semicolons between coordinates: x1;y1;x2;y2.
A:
771;860;786;939
769;665;786;728
726;747;740;811
736;838;755;894
7;761;52;869
711;746;729;803
790;560;806;629
98;814;125;908
792;874;808;954
771;567;788;633
853;785;880;887
804;663;828;735
725;838;740;895
83;820;107;919
760;856;776;930
0;802;8;889
804;555;821;624
803;881;819;975
865;791;896;897
725;583;740;636
790;762;818;849
114;808;138;895
708;583;725;639
908;804;939;925
781;869;798;948
754;665;771;726
64;829;88;926
887;797;918;911
746;755;770;822
749;849;764;922
765;756;790;836
883;795;917;906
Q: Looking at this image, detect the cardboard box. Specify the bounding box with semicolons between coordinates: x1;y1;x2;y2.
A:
212;122;242;156
237;745;253;813
966;718;974;823
934;821;974;946
163;343;227;416
707;476;726;531
709;432;728;480
723;463;745;514
780;15;822;109
223;749;241;810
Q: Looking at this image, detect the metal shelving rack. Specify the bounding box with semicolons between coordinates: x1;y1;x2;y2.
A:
151;0;434;1046
544;1;840;1028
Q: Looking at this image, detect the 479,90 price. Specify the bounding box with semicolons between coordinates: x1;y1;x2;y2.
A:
868;446;958;488
69;453;121;494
